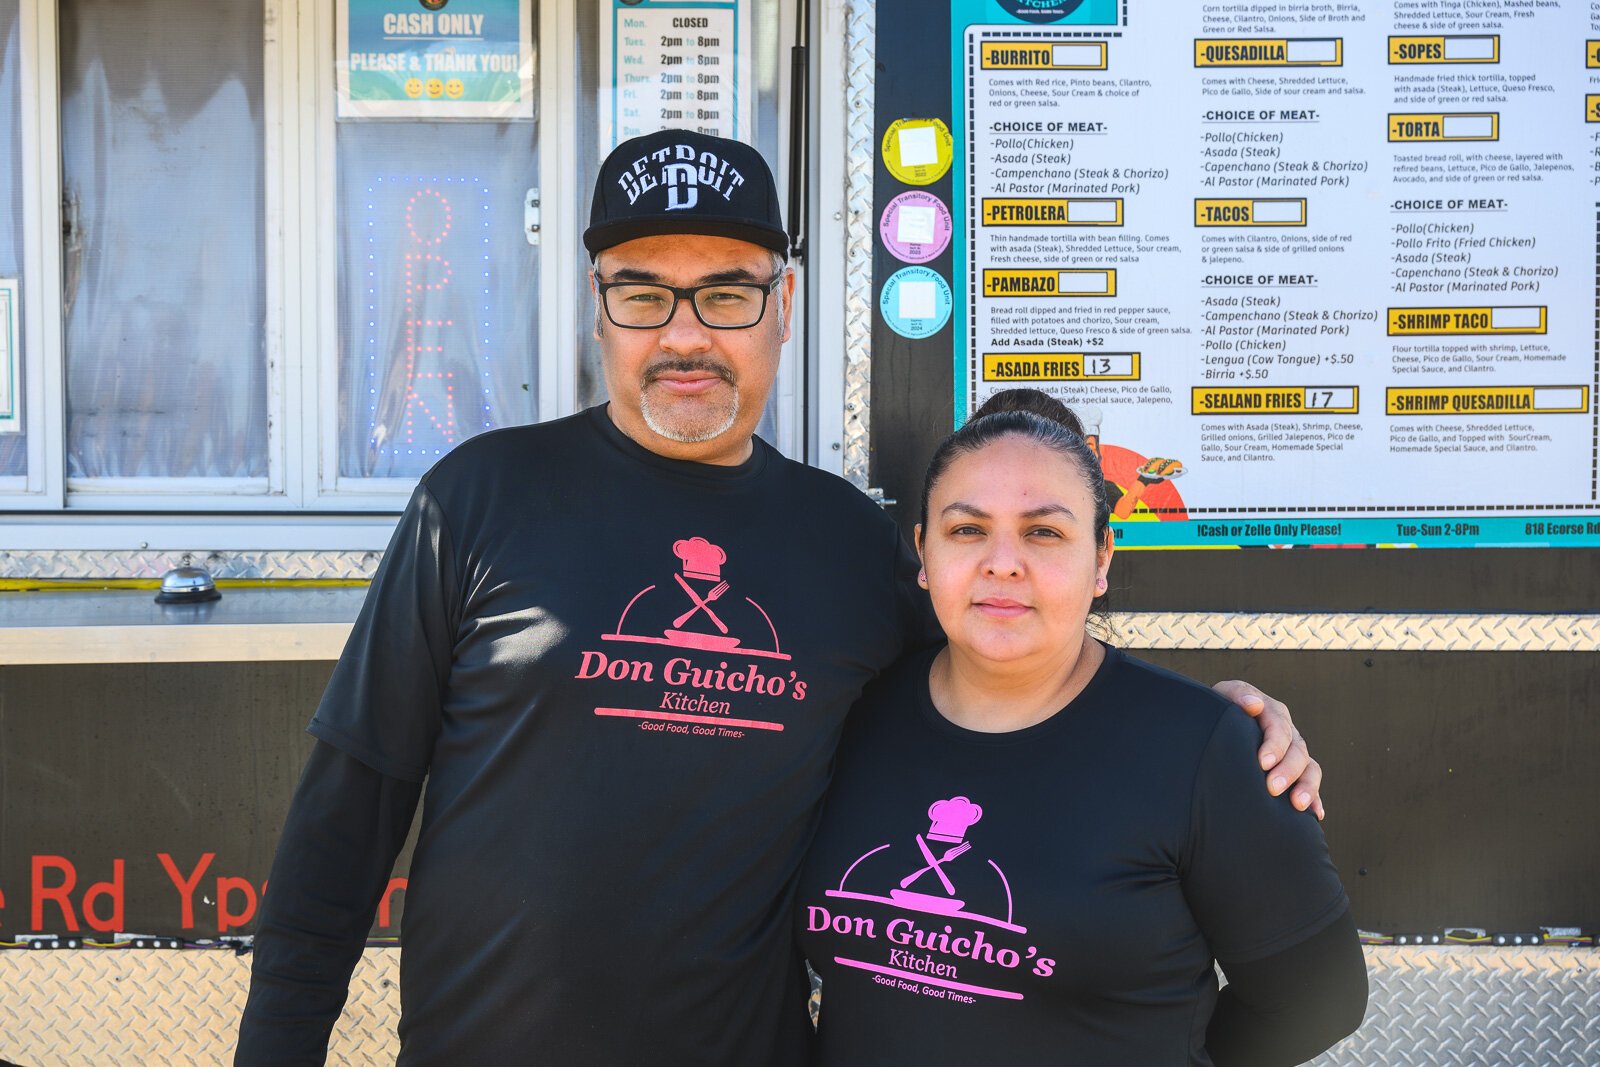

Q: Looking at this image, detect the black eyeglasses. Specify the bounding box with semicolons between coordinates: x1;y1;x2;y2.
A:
596;275;784;330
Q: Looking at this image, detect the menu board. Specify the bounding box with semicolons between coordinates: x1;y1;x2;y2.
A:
600;0;753;152
941;0;1600;548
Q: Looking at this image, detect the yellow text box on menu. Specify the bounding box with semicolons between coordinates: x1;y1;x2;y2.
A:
983;352;1141;382
1191;387;1359;415
1193;38;1342;67
1388;36;1499;63
980;41;1107;70
1387;306;1545;335
982;198;1124;226
1194;198;1307;226
1388;113;1498;141
982;269;1117;298
1386;386;1589;416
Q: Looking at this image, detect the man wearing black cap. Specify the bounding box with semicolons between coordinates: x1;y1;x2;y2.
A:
236;130;1320;1065
582;132;795;467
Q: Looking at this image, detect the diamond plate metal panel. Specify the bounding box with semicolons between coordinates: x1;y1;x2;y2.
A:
0;550;380;581
1111;612;1600;653
0;949;399;1066
1307;948;1600;1067
2;947;1593;1064
4;545;1596;653
842;0;876;492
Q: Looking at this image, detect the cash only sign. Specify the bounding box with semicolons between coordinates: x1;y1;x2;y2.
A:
944;0;1600;548
337;0;535;120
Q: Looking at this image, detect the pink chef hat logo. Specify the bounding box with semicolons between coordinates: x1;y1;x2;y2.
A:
673;536;727;581
927;796;983;843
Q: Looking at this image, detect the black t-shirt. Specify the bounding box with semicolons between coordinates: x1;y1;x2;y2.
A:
795;645;1348;1066
309;406;931;1065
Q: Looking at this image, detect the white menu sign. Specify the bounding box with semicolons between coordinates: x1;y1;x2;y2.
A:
600;0;753;152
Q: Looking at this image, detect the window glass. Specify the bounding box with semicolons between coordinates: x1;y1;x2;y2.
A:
574;0;787;445
0;0;26;477
335;121;540;480
59;0;267;479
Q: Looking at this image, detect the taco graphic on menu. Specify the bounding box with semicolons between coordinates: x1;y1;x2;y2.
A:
1080;406;1189;523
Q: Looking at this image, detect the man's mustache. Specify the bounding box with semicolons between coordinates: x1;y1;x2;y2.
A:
643;359;735;384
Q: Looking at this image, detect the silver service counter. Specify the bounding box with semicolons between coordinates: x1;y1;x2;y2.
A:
0;588;363;664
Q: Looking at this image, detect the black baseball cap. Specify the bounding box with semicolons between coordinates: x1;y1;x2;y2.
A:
584;129;788;258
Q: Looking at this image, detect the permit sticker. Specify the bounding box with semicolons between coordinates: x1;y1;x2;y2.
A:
899;207;937;244
880;191;954;263
898;126;939;167
882;119;954;185
899;281;938;319
880;266;953;339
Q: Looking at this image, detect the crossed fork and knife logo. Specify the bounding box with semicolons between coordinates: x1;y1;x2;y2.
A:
900;834;972;895
672;572;732;633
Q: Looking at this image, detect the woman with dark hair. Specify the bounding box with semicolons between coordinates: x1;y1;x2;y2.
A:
797;388;1367;1065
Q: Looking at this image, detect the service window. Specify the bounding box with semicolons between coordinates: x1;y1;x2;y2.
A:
0;0;27;483
332;124;540;485
59;0;271;490
0;0;806;530
327;0;541;489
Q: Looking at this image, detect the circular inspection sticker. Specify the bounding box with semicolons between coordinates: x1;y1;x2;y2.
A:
879;266;953;339
881;118;954;186
879;191;953;264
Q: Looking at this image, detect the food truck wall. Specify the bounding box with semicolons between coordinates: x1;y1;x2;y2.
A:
1;1;1597;1063
864;0;1600;934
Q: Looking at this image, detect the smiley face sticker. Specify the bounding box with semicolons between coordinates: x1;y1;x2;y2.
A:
404;77;424;98
445;78;465;99
426;78;445;98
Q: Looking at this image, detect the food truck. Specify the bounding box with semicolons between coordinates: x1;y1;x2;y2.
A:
1;1;1595;1062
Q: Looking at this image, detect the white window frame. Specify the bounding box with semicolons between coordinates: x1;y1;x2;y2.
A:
7;0;63;505
0;0;809;553
809;0;849;475
769;0;804;462
45;0;291;511
307;0;566;505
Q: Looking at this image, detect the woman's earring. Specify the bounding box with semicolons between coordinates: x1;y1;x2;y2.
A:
917;570;928;587
1094;577;1107;594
